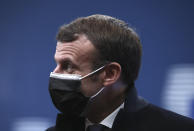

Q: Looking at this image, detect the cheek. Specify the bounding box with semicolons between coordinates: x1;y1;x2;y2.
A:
80;78;103;97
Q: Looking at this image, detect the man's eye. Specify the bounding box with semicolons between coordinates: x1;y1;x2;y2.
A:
62;63;73;73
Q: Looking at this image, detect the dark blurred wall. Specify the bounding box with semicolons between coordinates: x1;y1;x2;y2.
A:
0;0;194;131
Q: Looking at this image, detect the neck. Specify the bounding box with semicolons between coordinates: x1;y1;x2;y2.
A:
85;84;126;123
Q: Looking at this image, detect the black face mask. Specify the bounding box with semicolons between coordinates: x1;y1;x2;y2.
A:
49;66;105;117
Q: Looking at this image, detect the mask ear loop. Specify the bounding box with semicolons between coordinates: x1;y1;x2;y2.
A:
80;65;106;80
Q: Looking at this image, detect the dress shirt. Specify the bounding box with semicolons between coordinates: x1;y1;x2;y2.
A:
85;103;124;130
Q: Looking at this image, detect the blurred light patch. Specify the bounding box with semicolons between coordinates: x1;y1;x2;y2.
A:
11;117;52;131
162;64;194;118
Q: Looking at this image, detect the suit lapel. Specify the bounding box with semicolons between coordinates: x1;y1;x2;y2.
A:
55;113;85;131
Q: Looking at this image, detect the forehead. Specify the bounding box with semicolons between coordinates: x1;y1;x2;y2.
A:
55;35;97;66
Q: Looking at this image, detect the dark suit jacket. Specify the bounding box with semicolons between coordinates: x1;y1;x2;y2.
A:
46;87;194;131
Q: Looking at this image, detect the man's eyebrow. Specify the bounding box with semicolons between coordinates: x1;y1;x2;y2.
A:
55;57;79;68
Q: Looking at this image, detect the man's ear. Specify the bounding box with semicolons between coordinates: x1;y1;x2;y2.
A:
102;62;121;87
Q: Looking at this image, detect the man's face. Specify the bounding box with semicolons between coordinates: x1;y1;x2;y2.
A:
53;35;103;97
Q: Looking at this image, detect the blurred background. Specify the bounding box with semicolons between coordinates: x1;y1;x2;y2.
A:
0;0;194;130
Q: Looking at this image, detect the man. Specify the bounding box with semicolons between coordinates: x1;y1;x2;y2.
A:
47;14;194;131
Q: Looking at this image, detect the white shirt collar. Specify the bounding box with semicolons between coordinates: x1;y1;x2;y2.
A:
85;103;124;129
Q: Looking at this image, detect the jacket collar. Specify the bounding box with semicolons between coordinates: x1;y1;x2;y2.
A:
124;86;148;112
111;86;149;131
